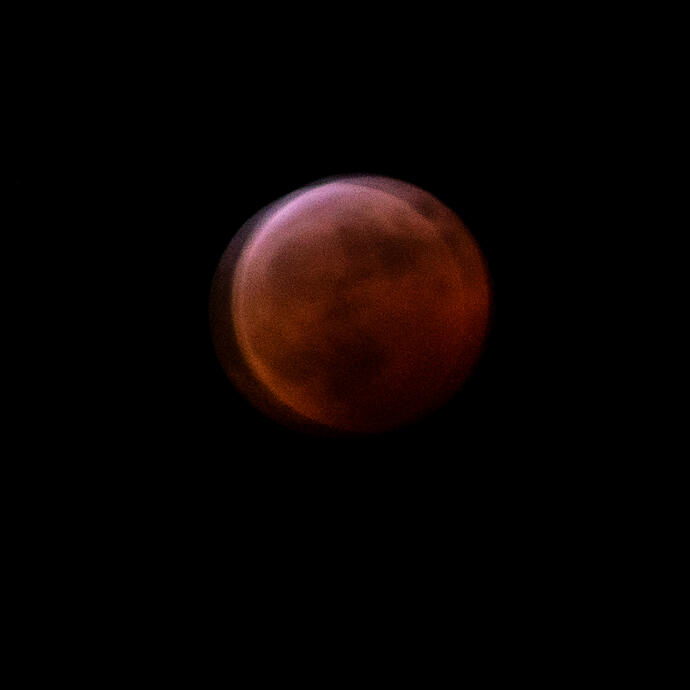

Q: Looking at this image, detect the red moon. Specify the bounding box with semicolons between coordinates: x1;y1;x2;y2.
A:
210;176;491;435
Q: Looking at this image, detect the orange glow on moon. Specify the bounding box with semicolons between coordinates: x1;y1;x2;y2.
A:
210;176;491;435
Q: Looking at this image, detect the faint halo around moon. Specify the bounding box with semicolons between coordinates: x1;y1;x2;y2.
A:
209;175;491;435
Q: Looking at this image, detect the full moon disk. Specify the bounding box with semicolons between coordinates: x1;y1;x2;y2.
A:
210;176;491;434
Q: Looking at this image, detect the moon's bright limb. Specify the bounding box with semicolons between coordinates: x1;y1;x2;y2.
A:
210;176;491;435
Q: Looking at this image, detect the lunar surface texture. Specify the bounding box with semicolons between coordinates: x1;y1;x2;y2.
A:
210;176;491;435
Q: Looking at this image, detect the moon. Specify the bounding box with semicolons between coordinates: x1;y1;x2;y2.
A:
210;176;491;434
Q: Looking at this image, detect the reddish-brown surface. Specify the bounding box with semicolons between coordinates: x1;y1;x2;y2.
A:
211;176;491;434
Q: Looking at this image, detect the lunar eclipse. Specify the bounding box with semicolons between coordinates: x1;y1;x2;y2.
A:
210;176;491;435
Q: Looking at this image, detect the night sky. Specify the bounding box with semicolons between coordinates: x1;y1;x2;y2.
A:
11;20;618;668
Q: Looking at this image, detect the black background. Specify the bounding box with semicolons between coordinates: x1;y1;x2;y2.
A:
11;17;621;668
9;11;677;682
